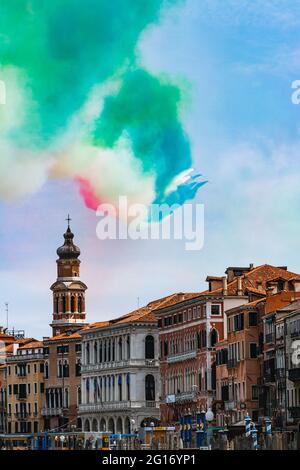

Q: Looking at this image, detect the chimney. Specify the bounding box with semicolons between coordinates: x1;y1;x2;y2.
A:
249;263;254;270
222;276;228;296
12;342;18;355
237;276;243;296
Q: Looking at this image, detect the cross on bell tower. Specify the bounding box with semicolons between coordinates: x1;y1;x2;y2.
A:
50;217;88;336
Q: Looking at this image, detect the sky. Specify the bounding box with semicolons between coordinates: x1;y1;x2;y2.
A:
1;0;300;338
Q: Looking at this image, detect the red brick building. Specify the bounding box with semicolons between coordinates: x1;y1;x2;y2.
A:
156;264;300;425
215;266;300;428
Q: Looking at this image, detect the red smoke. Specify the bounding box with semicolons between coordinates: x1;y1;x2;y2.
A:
75;177;101;211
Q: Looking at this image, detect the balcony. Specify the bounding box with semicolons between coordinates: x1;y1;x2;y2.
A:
265;333;275;344
288;368;300;382
79;401;159;414
41;407;64;417
227;359;237;369
81;358;159;372
291;330;300;339
15;412;30;420
167;350;197;364
224;401;235;411
17;394;27;401
175;391;197;403
289;407;300;419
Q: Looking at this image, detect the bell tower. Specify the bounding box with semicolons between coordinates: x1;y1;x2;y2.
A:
50;216;87;336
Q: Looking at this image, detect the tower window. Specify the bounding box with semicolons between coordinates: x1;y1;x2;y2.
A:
62;296;67;313
71;295;75;313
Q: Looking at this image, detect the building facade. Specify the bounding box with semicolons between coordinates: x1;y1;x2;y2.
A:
214;269;300;428
157;264;300;425
79;308;160;433
6;340;45;434
42;332;82;431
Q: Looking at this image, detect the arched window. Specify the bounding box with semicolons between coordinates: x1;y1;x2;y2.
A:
76;360;81;377
94;342;98;364
99;341;103;362
58;360;63;378
145;335;155;359
210;329;218;348
63;360;69;378
127;336;130;359
45;361;49;379
62;296;67;313
55;297;59;314
126;373;130;400
118;375;122;401
71;295;75;313
119;338;122;360
145;374;155;401
86;343;90;364
78;296;82;313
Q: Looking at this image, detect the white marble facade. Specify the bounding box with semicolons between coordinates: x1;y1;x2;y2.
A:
78;321;160;433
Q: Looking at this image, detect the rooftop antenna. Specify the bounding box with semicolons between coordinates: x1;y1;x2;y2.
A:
5;303;8;330
137;297;140;309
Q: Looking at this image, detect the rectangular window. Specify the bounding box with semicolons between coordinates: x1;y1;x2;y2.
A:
250;343;257;359
251;385;259;400
227;318;231;333
57;345;69;354
211;304;221;316
249;311;258;326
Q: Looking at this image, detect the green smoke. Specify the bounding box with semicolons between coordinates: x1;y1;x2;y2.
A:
0;0;203;206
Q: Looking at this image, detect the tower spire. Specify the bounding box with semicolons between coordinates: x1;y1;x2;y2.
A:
50;219;87;336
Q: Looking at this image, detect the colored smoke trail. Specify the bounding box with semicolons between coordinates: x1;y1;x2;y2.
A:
0;0;206;214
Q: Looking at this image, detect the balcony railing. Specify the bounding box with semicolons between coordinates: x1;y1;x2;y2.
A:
291;331;300;339
289;407;300;419
167;350;197;364
175;391;197;402
288;368;300;382
265;333;275;344
82;359;159;372
15;412;30;420
79;401;159;414
41;407;64;417
227;359;237;369
224;401;235;411
7;353;44;363
17;394;27;401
